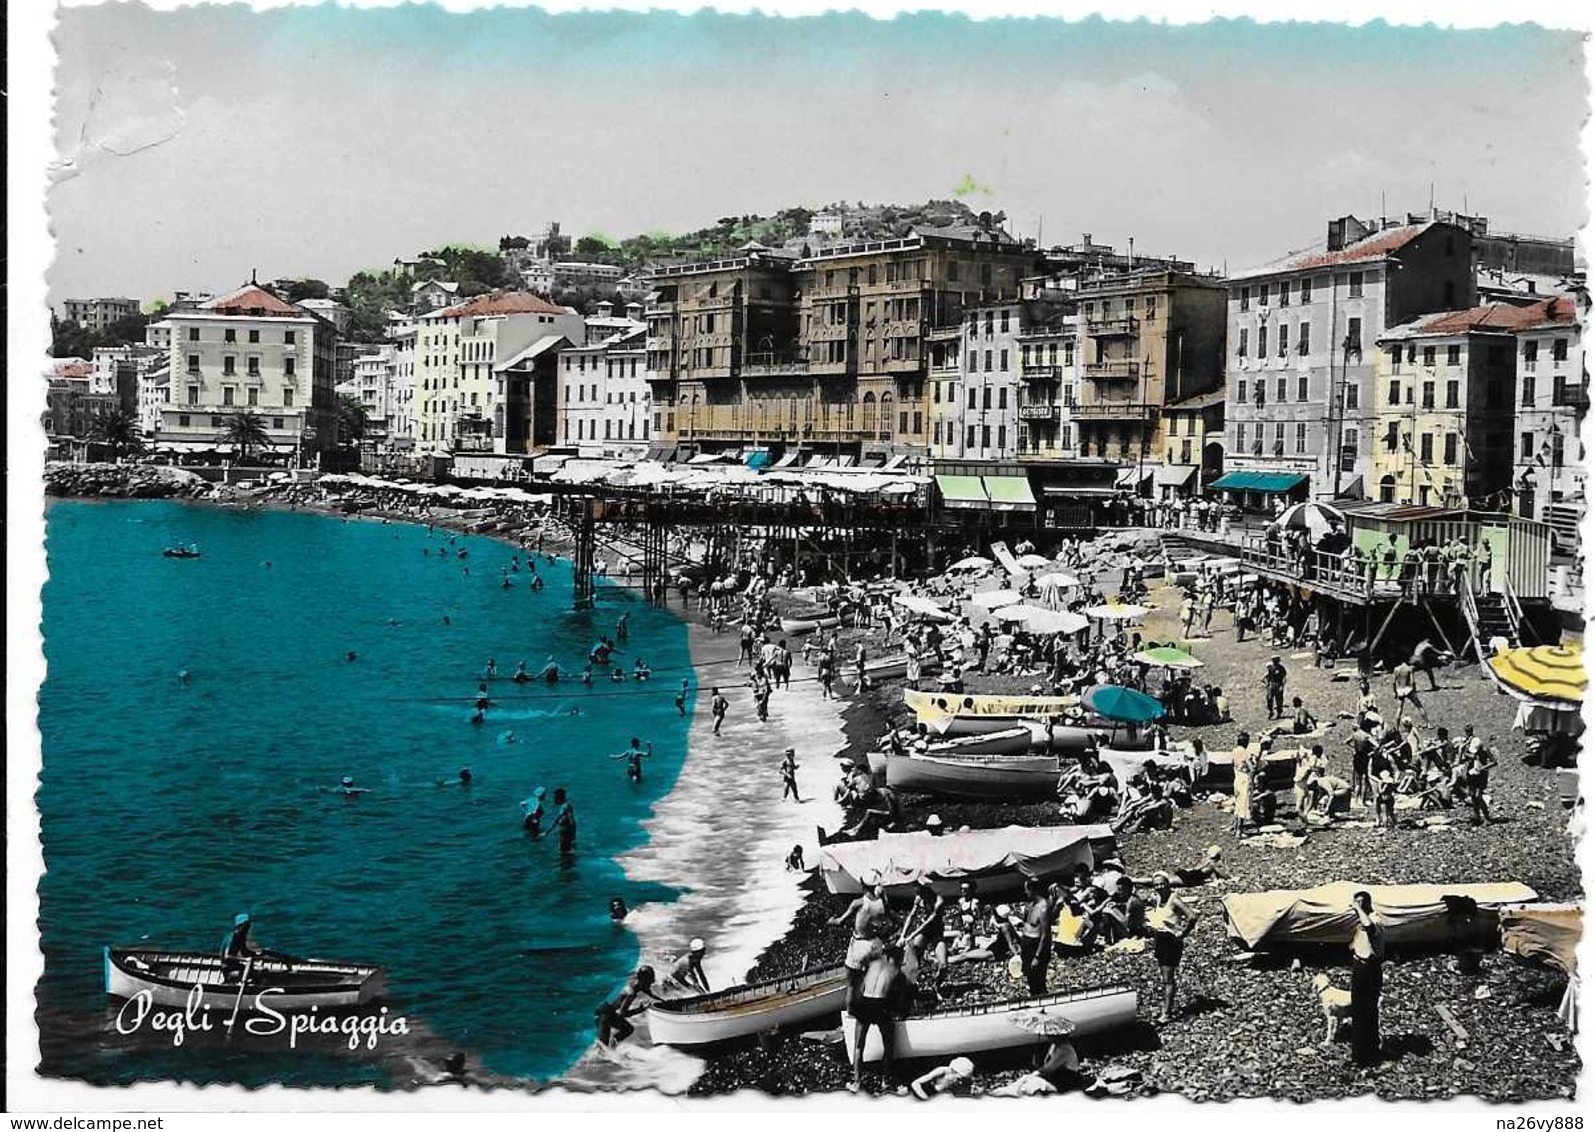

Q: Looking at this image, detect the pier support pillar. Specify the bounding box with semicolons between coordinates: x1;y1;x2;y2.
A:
573;497;596;611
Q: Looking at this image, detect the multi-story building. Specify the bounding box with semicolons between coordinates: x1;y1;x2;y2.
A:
157;284;338;458
90;344;164;398
519;263;555;296
949;301;1025;460
344;346;398;441
137;361;172;437
1160;388;1226;496
552;261;625;290
389;318;417;449
144;320;173;350
1369;305;1522;507
1070;269;1227;477
1512;292;1586;543
412;292;585;454
60;297;139;332
1225;215;1476;499
556;324;650;457
648;223;1040;460
410;280;460;314
297;298;353;337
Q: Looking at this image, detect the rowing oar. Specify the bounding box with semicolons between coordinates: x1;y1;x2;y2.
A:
225;957;254;1041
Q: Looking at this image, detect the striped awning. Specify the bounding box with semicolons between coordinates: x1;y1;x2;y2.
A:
936;474;989;510
983;475;1036;511
1487;644;1586;706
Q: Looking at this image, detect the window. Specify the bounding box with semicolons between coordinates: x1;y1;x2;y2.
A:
982;387;992;410
284;357;296;377
1295;423;1307;453
1235;423;1247;449
1145;296;1156;317
1258;325;1268;356
1297;323;1310;355
1446;381;1460;408
1522;375;1536;407
1349;272;1364;298
1345;383;1359;409
999;349;1009;371
1345;317;1363;354
224;328;236;343
1385;421;1400;451
283;329;296;345
984;351;993;372
981;425;992;449
1447;345;1460;366
1421;346;1435;367
1300;278;1312;303
966;425;976;448
1554;337;1569;362
1416;432;1434;463
1421;382;1435;409
186;354;200;373
1273;422;1286;452
933;382;941;404
185;327;200;342
998;388;1008;409
1000;310;1010;334
186;385;199;405
178;414;190;427
1444;433;1458;465
283;388;294;407
968;351;977;372
1276;378;1287;402
1235;380;1247;403
247;356;260;377
1551;431;1565;468
1297;376;1309;402
984;312;994;338
1523;341;1538;368
247;329;260;344
223;355;236;375
246;387;258;407
1521;431;1535;460
997;425;1006;449
1388;379;1401;406
933;421;942;445
968;388;977;410
1239;287;1250;311
1259;283;1270;307
1389;346;1403;374
1237;327;1248;357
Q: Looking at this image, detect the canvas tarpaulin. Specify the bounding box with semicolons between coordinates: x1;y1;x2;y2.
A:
1222;881;1540;950
1499;903;1581;975
904;689;1080;718
819;824;1114;895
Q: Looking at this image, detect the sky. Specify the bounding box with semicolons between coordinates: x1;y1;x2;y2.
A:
45;4;1590;308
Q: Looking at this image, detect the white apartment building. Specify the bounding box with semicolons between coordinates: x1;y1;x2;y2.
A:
954;302;1025;460
390;318;416;446
61;296;139;331
158;284;337;457
413;292;584;454
556;323;650;457
137;362;171;436
144;320;173;350
1513;292;1587;543
295;298;353;336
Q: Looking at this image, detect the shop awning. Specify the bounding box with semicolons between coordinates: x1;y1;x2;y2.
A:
1115;467;1152;487
1334;475;1365;500
983;475;1036;511
744;449;772;470
771;451;798;469
1042;485;1118;498
936;474;989;509
1154;465;1198;488
1209;471;1309;493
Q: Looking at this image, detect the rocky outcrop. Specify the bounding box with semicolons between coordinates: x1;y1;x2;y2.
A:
44;462;213;500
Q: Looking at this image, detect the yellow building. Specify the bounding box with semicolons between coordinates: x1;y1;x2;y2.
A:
1370;305;1524;507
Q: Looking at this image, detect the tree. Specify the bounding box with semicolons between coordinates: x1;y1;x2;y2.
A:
285;278;331;302
336;395;369;447
221;411;271;465
50;318;93;359
90;406;145;461
575;235;615;258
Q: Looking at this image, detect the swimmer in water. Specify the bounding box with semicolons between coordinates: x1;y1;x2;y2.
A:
513;660;529;683
633;658;651;681
674;679;688;716
346;651;358;662
177;669;191;684
486;658;498;679
475;683;491;709
443;615;452;626
609;896;629;921
582;666;594;688
458;767;472;786
470;708;485;726
337;775;368;797
520;787;546;836
610;738;652;782
498;730;519;744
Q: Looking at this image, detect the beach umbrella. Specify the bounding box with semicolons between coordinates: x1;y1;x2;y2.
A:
1084;602;1148;621
1083;684;1165;723
1034;572;1080;590
1487;644;1586;706
991;605;1034;624
1020;608;1090;635
968;589;1022;611
1274;501;1346;542
1132;646;1204;669
1016;553;1052;570
893;593;954;622
949;555;994;572
1008;1011;1079;1038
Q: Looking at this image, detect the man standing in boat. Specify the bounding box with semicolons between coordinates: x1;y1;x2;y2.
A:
220;913;262;979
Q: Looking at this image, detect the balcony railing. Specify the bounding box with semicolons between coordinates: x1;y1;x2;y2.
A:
1073;401;1153;420
1086;316;1139;338
1552;387;1590;409
1021;364;1062;382
741;356;810;378
1083;360;1141;380
1018;404;1060;422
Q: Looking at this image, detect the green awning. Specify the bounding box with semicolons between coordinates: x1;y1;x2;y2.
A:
1209;471;1309;494
983;475;1036;510
936;474;989;509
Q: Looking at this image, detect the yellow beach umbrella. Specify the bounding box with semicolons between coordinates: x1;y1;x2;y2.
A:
1487;644;1586;706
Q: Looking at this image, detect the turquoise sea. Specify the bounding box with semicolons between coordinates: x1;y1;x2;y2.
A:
36;500;694;1087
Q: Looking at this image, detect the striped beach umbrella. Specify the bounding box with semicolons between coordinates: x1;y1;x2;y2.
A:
1487;644;1586;706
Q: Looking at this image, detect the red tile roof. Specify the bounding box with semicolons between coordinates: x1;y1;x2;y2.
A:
1390;299;1574;338
441;291;569;319
1236;222;1439;279
204;284;304;318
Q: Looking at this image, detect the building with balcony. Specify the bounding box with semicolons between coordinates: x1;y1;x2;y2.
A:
1160;388;1226;496
1511;292;1586;543
1012;314;1079;464
1368;305;1523;508
412;291;584;455
557;321;650;458
158;284;338;459
1225;214;1477;499
1071;269;1227;474
60;296;139;332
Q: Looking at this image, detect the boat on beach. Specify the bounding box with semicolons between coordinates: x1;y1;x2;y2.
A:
905;688;1079;719
923;727;1041;757
819;823;1116;898
104;946;385;1010
886;750;1060;799
843;983;1139;1063
645;965;849;1048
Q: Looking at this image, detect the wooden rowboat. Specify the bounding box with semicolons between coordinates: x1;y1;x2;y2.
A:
844;983;1138;1063
779;615;841;636
923;727;1041;758
645;965;849;1048
886;751;1060;799
104;947;384;1011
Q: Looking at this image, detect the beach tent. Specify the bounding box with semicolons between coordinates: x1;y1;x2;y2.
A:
1500;903;1581;1032
819;824;1116;897
1222;881;1540;950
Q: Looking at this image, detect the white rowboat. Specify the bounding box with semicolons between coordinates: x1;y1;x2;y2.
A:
104;947;384;1011
645;965;849;1048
